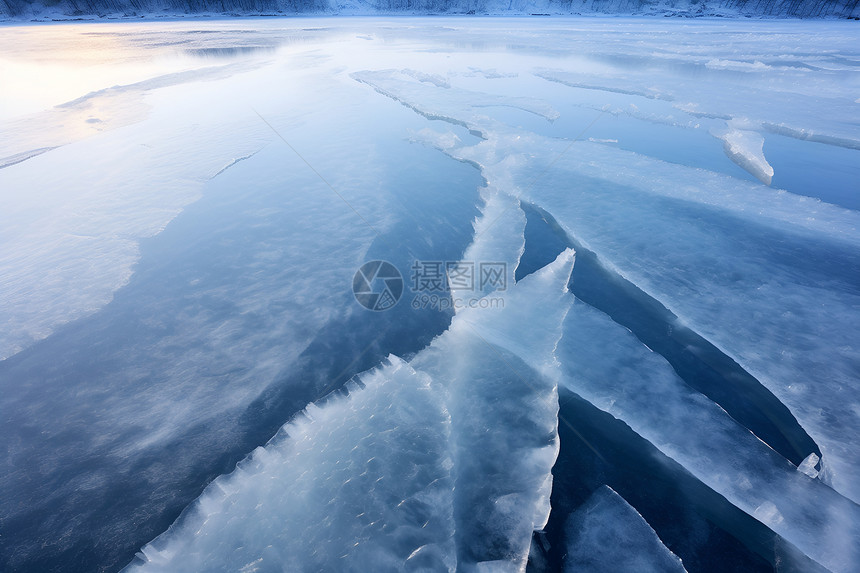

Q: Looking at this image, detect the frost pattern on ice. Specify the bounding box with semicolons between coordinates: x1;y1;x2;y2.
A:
129;356;457;573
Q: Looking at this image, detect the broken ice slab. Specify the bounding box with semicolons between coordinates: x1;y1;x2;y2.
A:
450;128;860;507
712;124;775;185
564;486;687;573
558;298;860;573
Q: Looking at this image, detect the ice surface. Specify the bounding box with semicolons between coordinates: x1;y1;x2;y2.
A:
0;137;381;570
0;81;265;359
0;62;277;360
534;68;675;102
533;29;860;152
357;62;859;239
0;69;387;451
353;69;559;137
450;129;860;506
0;32;485;571
126;250;575;572
357;51;860;564
402;83;860;501
564;486;687;573
2;17;859;573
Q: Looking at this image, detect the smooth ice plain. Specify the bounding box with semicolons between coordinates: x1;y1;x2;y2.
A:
1;16;859;573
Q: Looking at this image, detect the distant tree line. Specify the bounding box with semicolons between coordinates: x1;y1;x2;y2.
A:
2;0;858;18
0;0;326;14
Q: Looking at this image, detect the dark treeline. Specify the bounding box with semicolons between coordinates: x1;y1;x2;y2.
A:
1;0;858;20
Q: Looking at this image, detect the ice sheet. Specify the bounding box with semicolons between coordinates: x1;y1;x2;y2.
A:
0;77;269;360
0;38;483;572
361;61;860;561
533;30;860;152
2;17;858;573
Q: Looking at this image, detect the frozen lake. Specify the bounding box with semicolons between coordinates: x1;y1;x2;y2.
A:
1;16;859;573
